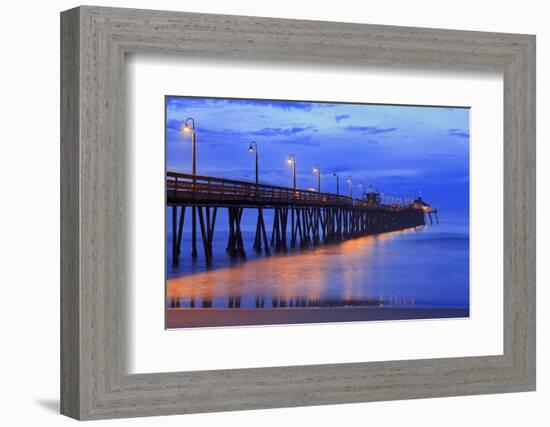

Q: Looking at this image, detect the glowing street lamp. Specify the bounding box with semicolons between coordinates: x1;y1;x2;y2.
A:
333;172;340;196
287;154;296;190
288;154;297;248
182;117;197;258
248;141;259;185
347;176;353;199
312;164;321;192
182;117;196;176
358;183;365;198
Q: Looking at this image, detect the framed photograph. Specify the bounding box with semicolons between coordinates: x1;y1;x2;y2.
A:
61;6;535;420
164;96;469;329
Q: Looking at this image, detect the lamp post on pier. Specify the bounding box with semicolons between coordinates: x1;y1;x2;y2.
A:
358;183;365;199
312;164;321;192
248;141;262;251
288;154;296;247
367;184;375;205
333;172;340;196
182;117;198;258
347;176;353;199
182;117;196;176
248;141;259;185
287;154;296;190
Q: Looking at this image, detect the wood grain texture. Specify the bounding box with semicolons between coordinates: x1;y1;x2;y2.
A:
60;7;80;419
60;5;536;420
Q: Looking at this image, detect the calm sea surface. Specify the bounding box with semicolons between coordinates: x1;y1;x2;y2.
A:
165;209;469;310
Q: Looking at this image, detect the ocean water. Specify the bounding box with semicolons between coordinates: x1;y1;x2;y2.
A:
165;208;469;310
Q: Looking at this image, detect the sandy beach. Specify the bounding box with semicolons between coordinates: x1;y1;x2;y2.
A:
166;307;469;328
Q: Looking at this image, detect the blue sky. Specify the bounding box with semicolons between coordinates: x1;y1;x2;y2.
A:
166;96;470;222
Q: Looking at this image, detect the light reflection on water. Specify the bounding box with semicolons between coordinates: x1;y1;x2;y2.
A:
166;223;469;309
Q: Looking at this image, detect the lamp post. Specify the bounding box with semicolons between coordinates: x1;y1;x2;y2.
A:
182;117;197;258
333;172;340;196
287;154;296;190
248;141;259;185
367;184;374;205
312;164;321;192
347;176;353;199
182;117;196;176
287;154;296;247
358;183;365;199
248;141;262;251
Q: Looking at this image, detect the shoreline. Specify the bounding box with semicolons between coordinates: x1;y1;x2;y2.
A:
166;307;469;329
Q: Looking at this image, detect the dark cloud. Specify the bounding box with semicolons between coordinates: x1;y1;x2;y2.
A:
250;126;314;137
166;119;183;131
193;127;246;142
344;125;398;135
167;120;320;147
335;114;350;123
271;137;320;147
448;128;469;138
378;175;409;183
225;99;314;111
320;164;355;173
166;97;212;108
166;97;318;113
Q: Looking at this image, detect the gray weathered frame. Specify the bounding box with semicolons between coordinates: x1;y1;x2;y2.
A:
60;5;536;420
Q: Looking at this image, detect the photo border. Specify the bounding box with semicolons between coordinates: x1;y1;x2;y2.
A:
163;94;471;327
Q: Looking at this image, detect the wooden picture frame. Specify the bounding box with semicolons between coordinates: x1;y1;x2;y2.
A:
60;5;536;420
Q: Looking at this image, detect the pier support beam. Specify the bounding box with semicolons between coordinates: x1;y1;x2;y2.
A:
290;208;296;247
197;206;217;265
227;207;246;259
280;208;288;251
172;206;177;265
171;205;186;266
320;208;327;242
270;208;280;250
271;208;289;252
253;209;262;251
170;199;431;267
259;208;270;256
253;208;272;254
191;206;198;258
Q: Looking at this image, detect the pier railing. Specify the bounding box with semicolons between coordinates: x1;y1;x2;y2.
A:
167;171;346;207
167;171;413;210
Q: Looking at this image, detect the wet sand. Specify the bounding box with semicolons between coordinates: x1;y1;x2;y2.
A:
166;307;469;329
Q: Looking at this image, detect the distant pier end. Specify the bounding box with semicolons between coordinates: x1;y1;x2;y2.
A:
414;197;439;225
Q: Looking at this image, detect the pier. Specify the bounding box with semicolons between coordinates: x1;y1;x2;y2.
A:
167;171;436;265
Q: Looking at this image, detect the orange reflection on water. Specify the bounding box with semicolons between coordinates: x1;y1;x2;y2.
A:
167;230;414;303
